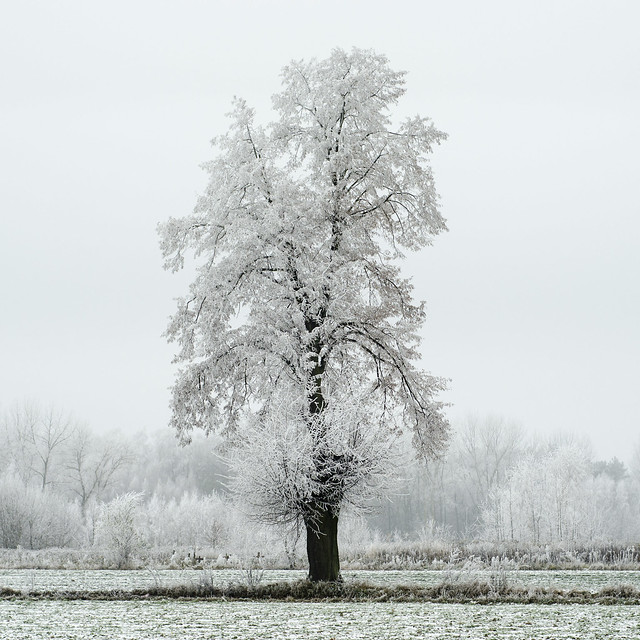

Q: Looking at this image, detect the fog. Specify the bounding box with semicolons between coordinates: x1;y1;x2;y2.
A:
1;0;639;461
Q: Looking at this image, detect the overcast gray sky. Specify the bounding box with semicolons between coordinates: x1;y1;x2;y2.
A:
1;0;638;460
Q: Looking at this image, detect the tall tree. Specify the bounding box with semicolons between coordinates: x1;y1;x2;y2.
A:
159;48;449;581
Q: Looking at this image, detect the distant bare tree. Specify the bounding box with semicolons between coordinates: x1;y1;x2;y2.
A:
65;426;131;516
2;402;76;489
455;415;524;517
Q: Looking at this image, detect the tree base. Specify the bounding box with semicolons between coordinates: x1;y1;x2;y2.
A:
306;508;340;582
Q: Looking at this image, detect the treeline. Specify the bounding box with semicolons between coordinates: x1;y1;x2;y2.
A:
0;402;229;553
1;403;639;557
372;415;640;545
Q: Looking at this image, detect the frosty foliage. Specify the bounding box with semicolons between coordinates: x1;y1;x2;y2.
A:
159;48;450;528
96;492;146;568
0;469;81;549
145;491;227;551
480;442;640;545
229;393;402;529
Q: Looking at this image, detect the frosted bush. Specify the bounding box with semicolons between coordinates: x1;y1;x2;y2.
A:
95;492;146;568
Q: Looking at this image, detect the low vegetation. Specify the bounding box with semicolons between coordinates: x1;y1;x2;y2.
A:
2;579;640;605
340;541;640;571
1;540;639;572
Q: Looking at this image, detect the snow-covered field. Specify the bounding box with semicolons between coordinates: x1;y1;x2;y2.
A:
1;600;639;639
2;568;640;594
2;570;640;639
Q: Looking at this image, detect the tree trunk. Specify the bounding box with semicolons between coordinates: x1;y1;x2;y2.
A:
306;507;340;582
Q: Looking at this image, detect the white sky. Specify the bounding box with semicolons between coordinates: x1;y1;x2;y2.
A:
1;0;638;461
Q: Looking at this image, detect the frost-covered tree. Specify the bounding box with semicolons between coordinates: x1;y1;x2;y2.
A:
159;48;449;581
96;492;145;568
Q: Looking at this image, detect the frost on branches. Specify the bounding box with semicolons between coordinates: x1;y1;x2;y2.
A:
229;393;400;529
159;48;449;581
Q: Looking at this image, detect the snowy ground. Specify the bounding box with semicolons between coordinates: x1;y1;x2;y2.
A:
1;600;639;639
2;568;640;594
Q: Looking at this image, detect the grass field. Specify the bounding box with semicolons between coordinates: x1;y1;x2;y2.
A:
2;600;639;639
3;568;640;594
3;569;640;638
